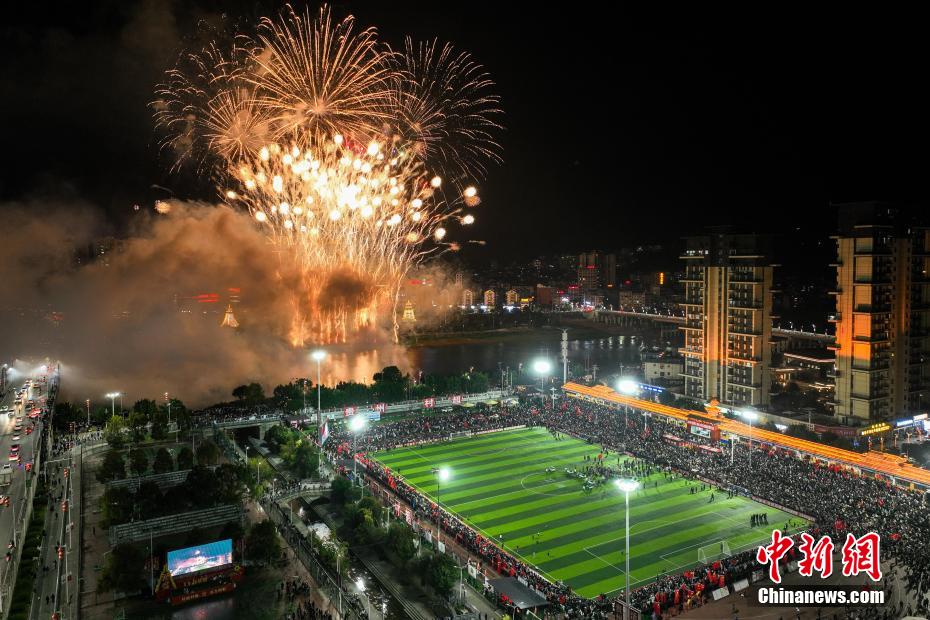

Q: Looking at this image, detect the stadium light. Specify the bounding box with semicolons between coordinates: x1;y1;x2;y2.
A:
432;467;452;545
349;413;367;433
349;414;367;486
532;358;552;396
616;478;639;620
616;479;639;493
740;409;758;470
105;392;121;417
617;379;639;395
311;349;326;424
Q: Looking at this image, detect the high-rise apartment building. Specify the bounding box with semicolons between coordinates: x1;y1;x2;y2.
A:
831;202;930;422
578;251;617;303
679;234;775;407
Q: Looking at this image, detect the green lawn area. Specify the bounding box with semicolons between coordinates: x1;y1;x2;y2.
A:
372;427;807;599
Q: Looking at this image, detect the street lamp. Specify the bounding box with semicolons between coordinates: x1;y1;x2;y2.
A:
349;414;367;486
616;479;640;620
532;359;552;396
741;409;758;470
311;350;326;425
105;392;120;417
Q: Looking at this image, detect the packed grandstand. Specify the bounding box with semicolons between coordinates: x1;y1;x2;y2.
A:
322;393;930;619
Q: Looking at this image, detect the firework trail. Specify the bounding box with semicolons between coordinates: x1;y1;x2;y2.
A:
155;4;501;345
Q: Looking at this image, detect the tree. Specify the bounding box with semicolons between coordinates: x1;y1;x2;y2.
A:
196;439;220;465
153;447;174;474
91;406;110;427
166;399;191;431
291;441;319;479
184;466;221;507
263;425;291;455
214;463;245;503
330;475;353;505
129;412;147;444
101;487;135;526
245;520;280;563
177;446;194;470
135;481;163;518
232;382;265;404
426;551;458;596
373;366;407;402
105;415;127;449
97;450;126;483
129;449;149;477
97;543;146;593
386;522;416;564
52;402;82;432
132;398;158;418
151;411;168;440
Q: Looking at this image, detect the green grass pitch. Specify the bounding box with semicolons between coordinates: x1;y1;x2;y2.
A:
371;427;807;599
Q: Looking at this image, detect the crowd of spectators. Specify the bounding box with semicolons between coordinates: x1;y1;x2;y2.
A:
323;398;930;618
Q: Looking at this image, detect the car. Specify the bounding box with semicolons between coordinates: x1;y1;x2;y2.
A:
7;453;17;462
10;435;19;442
9;445;18;454
13;426;21;433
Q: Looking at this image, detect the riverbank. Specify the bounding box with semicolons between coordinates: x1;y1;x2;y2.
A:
403;322;632;347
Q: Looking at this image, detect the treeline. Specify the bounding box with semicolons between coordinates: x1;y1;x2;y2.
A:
53;397;191;439
230;365;493;412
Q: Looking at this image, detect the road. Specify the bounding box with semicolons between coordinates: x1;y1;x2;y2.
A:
0;376;48;613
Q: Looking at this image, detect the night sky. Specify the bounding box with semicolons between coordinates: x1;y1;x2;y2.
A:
3;2;928;265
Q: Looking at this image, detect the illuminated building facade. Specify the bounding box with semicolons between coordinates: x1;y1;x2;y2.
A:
578;251;617;304
831;202;930;422
679;234;775;407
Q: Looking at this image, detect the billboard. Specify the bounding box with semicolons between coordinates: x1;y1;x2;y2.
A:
167;539;233;577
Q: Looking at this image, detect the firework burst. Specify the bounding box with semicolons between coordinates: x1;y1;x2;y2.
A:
392;38;503;180
156;4;500;345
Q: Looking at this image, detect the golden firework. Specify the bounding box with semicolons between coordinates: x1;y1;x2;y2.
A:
155;4;499;345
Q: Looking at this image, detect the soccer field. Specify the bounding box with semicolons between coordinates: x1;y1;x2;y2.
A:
372;427;807;599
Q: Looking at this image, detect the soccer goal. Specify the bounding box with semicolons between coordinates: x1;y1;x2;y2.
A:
698;540;732;565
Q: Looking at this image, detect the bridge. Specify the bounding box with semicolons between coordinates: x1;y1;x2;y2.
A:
208;413;283;438
269;482;332;503
590;309;835;346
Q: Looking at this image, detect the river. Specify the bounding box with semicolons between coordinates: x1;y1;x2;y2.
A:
314;329;648;386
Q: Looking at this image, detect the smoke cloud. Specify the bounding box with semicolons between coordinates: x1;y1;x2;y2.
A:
0;199;414;407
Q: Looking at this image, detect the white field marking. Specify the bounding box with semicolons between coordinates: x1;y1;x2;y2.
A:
448;451;590;509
